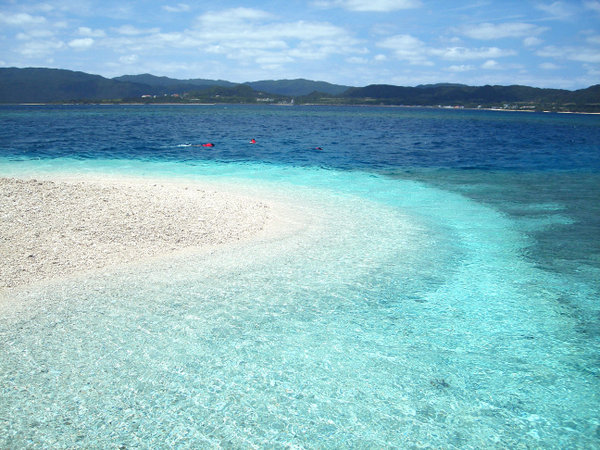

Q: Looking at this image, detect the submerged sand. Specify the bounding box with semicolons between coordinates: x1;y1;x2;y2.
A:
0;177;277;290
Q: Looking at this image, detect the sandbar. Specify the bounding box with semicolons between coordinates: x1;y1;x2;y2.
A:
0;176;282;290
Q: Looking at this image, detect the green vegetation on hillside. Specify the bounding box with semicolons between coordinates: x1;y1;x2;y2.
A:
246;79;351;96
0;68;148;103
1;67;598;112
338;84;600;112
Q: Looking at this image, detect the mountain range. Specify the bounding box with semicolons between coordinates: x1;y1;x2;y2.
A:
0;67;598;112
0;68;348;102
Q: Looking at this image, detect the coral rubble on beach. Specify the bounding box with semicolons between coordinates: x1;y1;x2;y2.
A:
0;177;272;289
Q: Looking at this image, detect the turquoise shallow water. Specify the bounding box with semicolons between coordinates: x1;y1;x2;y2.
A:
1;106;599;447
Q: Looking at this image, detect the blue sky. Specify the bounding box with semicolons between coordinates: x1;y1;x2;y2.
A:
1;1;599;89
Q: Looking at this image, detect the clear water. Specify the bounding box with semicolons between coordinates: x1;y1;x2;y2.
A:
0;105;599;447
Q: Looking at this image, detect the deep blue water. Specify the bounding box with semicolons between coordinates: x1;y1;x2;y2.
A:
2;104;599;170
1;105;599;447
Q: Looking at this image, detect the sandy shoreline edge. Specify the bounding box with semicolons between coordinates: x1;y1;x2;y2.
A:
1;175;290;291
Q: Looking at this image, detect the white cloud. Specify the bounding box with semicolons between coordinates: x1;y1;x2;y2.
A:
78;27;106;38
481;59;499;69
115;25;160;35
446;64;474;72
377;33;516;65
538;45;600;63
583;63;600;77
377;34;431;65
96;8;363;73
162;3;190;13
254;53;294;65
188;9;361;64
119;54;139;64
198;7;273;25
523;36;543;47
267;21;352;42
0;12;46;26
374;54;387;61
586;35;600;45
433;46;516;60
16;30;55;40
19;39;64;57
535;2;574;20
313;0;421;11
68;38;94;49
347;56;369;64
584;1;600;12
24;3;54;13
540;62;559;69
460;22;545;40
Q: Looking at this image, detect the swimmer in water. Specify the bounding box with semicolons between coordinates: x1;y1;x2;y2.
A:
191;143;214;147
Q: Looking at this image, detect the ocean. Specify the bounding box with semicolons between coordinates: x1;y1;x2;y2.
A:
1;104;599;447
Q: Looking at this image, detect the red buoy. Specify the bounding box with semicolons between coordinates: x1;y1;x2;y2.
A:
250;139;257;144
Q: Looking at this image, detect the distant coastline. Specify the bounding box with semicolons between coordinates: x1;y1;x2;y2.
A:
1;67;599;113
7;102;600;115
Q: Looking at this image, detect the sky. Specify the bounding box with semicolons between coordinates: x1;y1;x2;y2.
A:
0;1;599;89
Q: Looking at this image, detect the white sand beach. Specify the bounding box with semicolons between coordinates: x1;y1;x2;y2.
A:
0;176;286;290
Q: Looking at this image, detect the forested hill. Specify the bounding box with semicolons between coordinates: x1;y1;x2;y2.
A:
246;79;351;96
0;68;150;103
0;68;349;102
1;67;598;112
113;74;237;93
341;84;600;111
